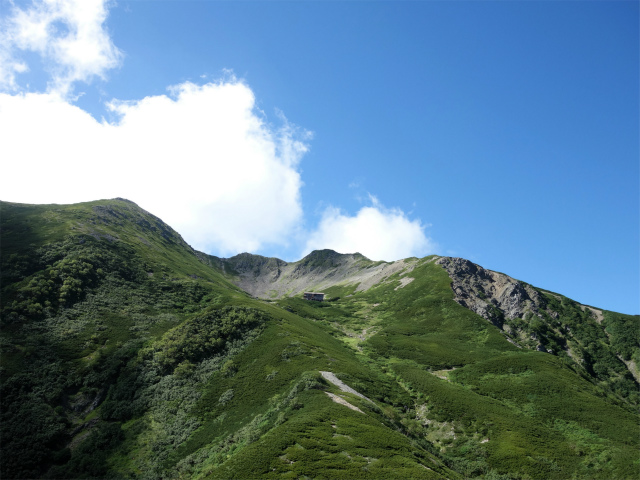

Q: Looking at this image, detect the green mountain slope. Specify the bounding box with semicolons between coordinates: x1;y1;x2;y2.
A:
1;199;638;480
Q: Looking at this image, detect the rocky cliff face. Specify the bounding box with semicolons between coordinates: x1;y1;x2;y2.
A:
436;257;547;329
224;253;287;280
434;256;637;382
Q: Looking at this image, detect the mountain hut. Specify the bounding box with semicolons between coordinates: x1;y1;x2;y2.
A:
303;292;325;301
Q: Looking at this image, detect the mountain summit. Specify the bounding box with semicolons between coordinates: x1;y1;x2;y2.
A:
1;199;638;480
202;248;414;300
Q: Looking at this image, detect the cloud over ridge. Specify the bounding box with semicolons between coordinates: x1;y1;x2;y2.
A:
0;80;309;255
1;0;436;262
304;196;435;261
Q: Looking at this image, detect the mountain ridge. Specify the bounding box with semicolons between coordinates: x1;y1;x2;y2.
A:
1;198;638;480
202;248;423;300
201;246;639;390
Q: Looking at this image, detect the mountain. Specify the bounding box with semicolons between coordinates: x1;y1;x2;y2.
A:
200;249;414;299
1;198;638;480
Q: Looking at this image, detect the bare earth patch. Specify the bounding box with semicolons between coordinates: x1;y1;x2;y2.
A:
618;356;640;383
395;276;415;290
320;371;374;404
581;305;604;324
325;392;364;413
431;368;457;381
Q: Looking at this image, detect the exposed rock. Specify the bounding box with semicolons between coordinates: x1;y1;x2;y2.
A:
89;233;117;242
324;392;364;413
320;371;374;404
581;305;604;324
395;277;415;290
69;418;99;438
436;257;546;328
213;249;424;299
87;389;105;414
618;356;640;383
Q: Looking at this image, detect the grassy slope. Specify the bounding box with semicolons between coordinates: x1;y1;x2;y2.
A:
279;260;639;479
0;200;455;480
1;199;638;480
0;199;251;478
159;307;455;480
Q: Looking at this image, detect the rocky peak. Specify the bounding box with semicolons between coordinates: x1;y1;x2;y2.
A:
436;257;546;328
223;253;287;279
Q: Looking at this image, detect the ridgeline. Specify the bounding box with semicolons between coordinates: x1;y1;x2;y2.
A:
1;199;638;479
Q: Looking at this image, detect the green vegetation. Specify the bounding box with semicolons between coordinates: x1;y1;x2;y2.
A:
527;293;640;405
1;199;638;479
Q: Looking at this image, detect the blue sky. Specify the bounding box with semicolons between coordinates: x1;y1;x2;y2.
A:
1;0;638;314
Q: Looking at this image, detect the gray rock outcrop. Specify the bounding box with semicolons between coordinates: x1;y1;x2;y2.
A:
209;249;420;299
436;257;546;328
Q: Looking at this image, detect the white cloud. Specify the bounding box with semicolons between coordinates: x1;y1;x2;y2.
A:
0;81;309;255
304;196;435;261
0;1;437;262
1;0;122;96
0;1;310;257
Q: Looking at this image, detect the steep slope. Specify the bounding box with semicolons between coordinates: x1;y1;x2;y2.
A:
0;199;455;480
437;257;640;404
276;259;639;479
0;199;249;478
1;199;638;480
211;249;639;408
